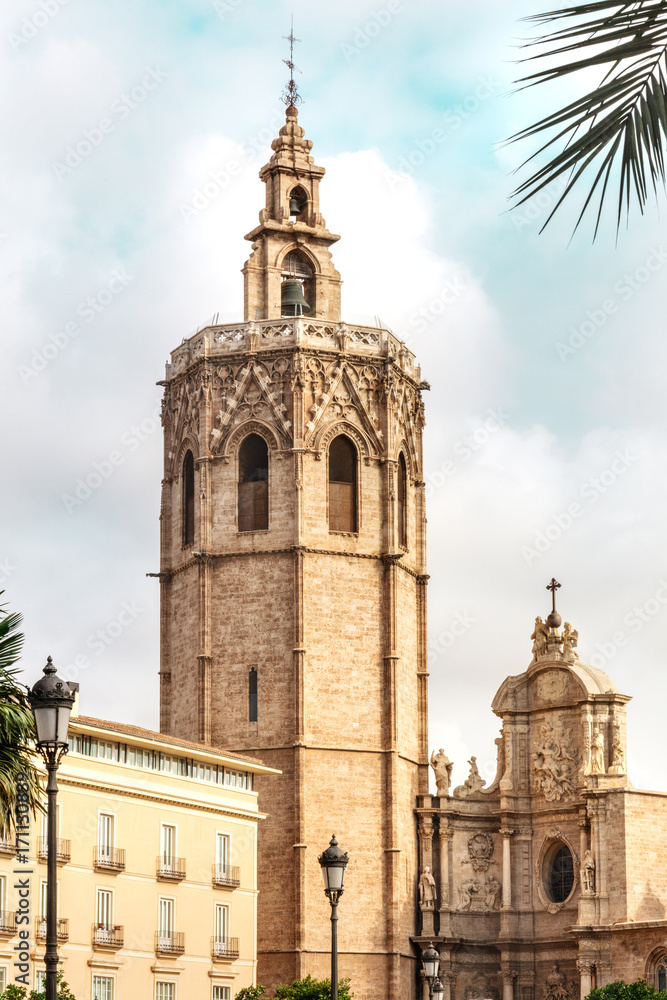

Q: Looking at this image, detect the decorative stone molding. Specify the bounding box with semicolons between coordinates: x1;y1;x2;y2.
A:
535;832;580;913
542;965;576;1000
465;973;500;1000
462;833;496;873
532;719;578;801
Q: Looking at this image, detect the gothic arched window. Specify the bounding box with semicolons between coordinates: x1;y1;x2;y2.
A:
329;435;357;533
658;964;667;992
182;450;195;546
238;434;269;532
397;452;407;549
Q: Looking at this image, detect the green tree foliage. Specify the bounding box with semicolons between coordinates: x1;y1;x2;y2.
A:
0;595;42;838
236;977;353;1000
510;0;667;237
0;971;78;1000
586;980;667;1000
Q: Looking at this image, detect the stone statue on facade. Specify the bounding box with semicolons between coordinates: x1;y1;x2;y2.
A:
561;622;579;659
590;727;606;774
457;877;481;911
608;723;626;774
531;617;549;657
485;874;502;910
419;866;438;909
430;748;453;798
581;850;595;894
542;964;572;1000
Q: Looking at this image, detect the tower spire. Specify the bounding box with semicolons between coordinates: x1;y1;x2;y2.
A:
282;15;302;107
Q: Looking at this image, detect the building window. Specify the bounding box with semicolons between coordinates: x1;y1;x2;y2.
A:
545;843;575;903
97;889;113;930
216;833;231;875
658;964;667;991
35;972;46;991
98;813;114;858
0;969;6;992
182;451;195;545
156;984;175;1000
93;975;114;1000
249;667;258;722
213;988;231;1000
214;902;229;943
161;824;176;864
238;434;269;532
397;452;407;548
329;435;357;532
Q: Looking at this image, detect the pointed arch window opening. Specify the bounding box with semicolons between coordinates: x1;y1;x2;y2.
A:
182;451;195;546
329;434;358;533
281;249;313;317
288;185;308;222
397;452;408;550
238;434;269;532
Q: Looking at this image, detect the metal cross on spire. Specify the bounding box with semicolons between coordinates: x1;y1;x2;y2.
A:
546;577;561;613
282;15;302;107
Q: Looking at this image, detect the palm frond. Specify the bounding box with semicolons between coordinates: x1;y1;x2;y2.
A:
508;0;667;238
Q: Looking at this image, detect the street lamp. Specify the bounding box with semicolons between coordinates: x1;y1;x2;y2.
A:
318;834;349;1000
28;657;77;1000
422;945;441;1000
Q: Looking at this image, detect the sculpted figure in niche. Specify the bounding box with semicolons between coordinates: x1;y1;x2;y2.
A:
419;867;437;909
590;727;606;774
430;748;454;797
608;723;626;774
458;877;481;911
532;720;578;801
562;622;579;659
485;874;502;910
581;850;595;894
531;617;549;657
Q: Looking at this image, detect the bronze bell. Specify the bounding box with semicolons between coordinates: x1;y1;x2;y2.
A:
289;196;302;215
281;278;310;316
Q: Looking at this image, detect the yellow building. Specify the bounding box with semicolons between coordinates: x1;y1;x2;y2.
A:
0;702;277;999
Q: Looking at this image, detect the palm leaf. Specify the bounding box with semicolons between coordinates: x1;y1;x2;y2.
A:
508;0;667;237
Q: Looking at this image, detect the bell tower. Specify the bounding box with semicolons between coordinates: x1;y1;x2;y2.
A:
158;99;429;1000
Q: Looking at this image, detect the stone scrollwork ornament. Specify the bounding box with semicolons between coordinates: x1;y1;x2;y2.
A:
465;974;500;1000
462;833;496;873
542;965;576;1000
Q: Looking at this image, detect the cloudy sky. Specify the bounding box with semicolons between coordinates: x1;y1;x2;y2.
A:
2;0;667;791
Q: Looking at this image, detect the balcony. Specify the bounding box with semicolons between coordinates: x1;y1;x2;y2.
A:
156;855;186;880
211;936;240;960
0;834;15;856
92;924;124;949
37;837;71;864
0;911;17;936
212;864;240;889
94;846;126;872
35;917;69;942
155;931;185;956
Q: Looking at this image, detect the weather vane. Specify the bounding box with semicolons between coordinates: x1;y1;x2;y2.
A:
282;15;302;107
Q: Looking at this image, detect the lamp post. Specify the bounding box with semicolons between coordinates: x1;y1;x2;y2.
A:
318;834;349;1000
422;945;441;1000
28;657;77;1000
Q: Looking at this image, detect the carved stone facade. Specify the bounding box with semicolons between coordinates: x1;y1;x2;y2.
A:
159;106;429;1000
415;609;667;1000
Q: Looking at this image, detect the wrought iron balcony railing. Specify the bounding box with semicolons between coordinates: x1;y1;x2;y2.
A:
0;834;15;855
211;936;240;960
212;864;240;888
156;855;186;880
93;846;126;872
35;917;68;941
92;924;124;949
155;931;185;955
37;837;71;863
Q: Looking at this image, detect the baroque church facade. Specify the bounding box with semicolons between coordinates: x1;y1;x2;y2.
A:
156;100;667;1000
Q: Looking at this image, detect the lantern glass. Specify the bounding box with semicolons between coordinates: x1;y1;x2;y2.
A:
422;948;440;979
322;862;345;892
55;705;71;745
33;705;58;744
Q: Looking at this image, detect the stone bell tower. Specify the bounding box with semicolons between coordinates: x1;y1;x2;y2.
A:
158;101;429;1000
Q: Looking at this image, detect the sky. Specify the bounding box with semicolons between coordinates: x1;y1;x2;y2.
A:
2;0;667;791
